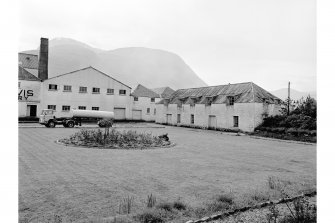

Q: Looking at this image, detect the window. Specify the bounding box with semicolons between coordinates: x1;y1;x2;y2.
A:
48;105;56;110
78;106;86;110
92;87;100;94
191;114;194;124
233;116;239;127
18;82;21;88
147;108;150;114
177;114;181;123
151;98;155;102
92;107;99;111
63;85;72;92
154;108;156;115
107;88;114;94
134;97;138;101
62;105;70;111
79;86;87;93
119;89;126;95
228;96;235;105
49;84;57;90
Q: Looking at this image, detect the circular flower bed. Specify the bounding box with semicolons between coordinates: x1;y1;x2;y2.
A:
58;128;173;149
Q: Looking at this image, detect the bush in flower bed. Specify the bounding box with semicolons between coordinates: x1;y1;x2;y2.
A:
59;128;171;149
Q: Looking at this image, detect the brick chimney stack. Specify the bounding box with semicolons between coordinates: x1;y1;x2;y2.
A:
38;37;48;80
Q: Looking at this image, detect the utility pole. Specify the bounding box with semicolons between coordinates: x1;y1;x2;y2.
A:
287;82;290;116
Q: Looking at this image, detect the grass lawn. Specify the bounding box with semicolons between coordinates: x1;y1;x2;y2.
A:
19;124;316;222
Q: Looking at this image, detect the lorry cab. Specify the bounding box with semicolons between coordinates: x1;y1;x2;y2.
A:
39;109;56;127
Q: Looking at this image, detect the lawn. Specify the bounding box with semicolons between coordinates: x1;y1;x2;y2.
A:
19;124;316;222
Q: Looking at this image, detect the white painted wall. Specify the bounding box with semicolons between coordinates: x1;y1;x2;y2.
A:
40;68;132;119
132;97;160;121
18;80;42;117
155;102;282;132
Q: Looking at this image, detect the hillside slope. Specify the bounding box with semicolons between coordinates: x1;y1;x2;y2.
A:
23;38;207;89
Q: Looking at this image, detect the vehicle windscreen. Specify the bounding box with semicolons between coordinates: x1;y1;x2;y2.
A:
41;110;53;115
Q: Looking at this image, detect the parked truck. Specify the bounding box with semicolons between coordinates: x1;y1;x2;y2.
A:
39;109;114;128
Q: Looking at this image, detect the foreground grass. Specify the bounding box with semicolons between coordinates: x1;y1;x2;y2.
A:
19;126;316;223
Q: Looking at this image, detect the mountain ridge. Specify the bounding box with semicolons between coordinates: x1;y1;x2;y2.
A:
21;38;207;89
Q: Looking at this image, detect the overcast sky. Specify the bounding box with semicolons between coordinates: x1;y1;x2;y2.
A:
19;0;316;92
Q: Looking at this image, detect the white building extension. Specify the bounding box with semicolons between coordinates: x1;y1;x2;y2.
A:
40;66;132;120
155;82;282;132
131;84;161;121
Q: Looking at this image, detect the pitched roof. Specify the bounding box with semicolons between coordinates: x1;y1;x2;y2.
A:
151;87;175;98
132;84;160;98
18;66;41;81
46;66;132;89
158;82;282;104
18;53;39;69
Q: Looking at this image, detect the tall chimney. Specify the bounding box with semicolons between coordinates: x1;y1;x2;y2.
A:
38;37;48;80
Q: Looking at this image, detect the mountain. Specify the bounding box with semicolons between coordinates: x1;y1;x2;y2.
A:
270;88;316;101
22;38;207;89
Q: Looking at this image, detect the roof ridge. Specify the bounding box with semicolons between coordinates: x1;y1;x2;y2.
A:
175;82;253;91
45;66;132;89
19;52;38;56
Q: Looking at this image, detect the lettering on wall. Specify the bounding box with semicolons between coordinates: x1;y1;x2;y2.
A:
18;89;34;100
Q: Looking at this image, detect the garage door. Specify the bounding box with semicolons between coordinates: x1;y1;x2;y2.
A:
114;108;126;120
208;115;217;129
132;110;142;120
166;114;172;124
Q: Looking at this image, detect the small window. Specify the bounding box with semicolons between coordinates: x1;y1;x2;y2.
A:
154;108;156;115
48;105;56;110
62;105;70;111
151;98;155;102
18;82;21;88
119;89;126;95
191;114;194;124
92;107;99;111
233;116;239;127
147;108;150;114
63;85;72;92
107;88;114;94
78;106;86;110
92;87;100;94
134;97;138;101
228;96;235;106
79;86;87;93
177;114;181;123
49;84;57;90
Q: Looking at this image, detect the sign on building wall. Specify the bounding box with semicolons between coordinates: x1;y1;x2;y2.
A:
18;81;41;102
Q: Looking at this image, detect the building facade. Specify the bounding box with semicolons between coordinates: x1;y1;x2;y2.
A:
131;84;161;121
155;82;282;132
40;67;132;120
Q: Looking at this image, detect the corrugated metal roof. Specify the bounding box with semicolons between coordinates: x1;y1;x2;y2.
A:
132;84;160;98
18;53;39;69
161;82;282;105
18;66;41;81
151;87;175;98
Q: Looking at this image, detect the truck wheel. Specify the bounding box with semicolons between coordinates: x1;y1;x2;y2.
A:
67;121;74;128
48;121;56;128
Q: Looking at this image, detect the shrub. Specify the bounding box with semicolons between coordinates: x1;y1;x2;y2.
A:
60;129;170;149
172;200;187;210
279;198;316;223
135;209;165;223
206;200;230;212
215;193;234;205
156;202;173;212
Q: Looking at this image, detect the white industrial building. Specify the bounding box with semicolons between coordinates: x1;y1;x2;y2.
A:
18;38;133;120
155;82;282;132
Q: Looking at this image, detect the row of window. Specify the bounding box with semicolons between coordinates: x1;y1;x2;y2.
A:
48;105;99;111
173;114;239;127
48;84;127;95
134;97;156;102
